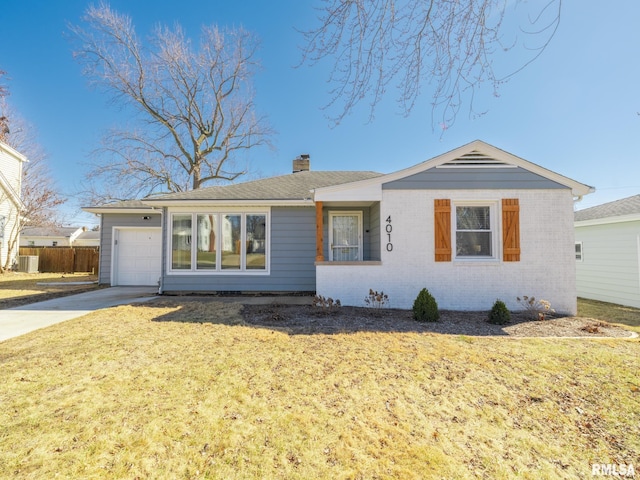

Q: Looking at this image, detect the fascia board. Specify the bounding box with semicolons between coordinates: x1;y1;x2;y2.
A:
141;199;314;207
0;141;28;163
82;207;163;215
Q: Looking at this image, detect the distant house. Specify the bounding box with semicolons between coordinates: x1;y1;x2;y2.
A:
74;229;101;247
574;195;640;308
20;226;85;247
85;141;593;314
0;141;27;268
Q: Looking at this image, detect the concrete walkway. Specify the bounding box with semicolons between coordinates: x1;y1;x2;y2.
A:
1;288;314;342
0;287;158;342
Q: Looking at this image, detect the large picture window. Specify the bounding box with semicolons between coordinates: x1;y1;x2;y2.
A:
170;212;268;273
455;204;495;259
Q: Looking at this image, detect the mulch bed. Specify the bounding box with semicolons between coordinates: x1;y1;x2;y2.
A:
241;304;635;338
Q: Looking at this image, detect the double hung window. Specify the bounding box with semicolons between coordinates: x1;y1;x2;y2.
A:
454;203;496;259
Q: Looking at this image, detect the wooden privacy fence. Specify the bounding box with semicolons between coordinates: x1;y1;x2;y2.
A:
18;247;99;274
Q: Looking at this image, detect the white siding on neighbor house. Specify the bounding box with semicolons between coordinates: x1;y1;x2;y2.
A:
317;188;578;314
19;235;72;247
0;144;24;267
575;220;640;309
0;195;18;267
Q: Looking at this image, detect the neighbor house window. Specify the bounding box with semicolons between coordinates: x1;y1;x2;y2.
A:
454;203;496;259
196;214;217;270
170;212;268;273
575;242;583;261
28;240;35;246
52;241;58;247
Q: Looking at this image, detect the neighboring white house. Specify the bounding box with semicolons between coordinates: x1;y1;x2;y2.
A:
574;194;640;308
0;140;27;268
86;141;594;314
74;229;101;247
20;226;86;247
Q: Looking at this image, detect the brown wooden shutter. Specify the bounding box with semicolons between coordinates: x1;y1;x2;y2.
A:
502;198;520;261
434;199;451;262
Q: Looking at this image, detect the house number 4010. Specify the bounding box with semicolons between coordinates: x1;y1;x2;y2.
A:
385;216;393;252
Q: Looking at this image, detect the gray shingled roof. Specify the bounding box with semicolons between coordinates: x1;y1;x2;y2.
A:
144;170;383;202
21;226;81;237
575;194;640;221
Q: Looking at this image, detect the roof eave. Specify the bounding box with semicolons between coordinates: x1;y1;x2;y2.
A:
0;141;28;163
142;199;315;207
575;213;640;227
82;207;162;215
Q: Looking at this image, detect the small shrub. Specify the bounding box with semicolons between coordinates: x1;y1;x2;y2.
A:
516;296;555;321
488;299;510;325
364;289;389;309
312;295;341;313
412;288;439;322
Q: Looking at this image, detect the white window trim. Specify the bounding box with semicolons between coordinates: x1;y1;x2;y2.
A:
328;211;363;261
168;210;270;275
575;241;583;262
452;200;499;262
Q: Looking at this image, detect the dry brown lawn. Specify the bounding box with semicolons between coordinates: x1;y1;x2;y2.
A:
0;272;99;308
1;297;639;479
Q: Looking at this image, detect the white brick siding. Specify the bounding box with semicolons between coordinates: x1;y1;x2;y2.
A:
317;189;578;314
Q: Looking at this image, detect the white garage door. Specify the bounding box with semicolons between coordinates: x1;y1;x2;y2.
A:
114;228;162;286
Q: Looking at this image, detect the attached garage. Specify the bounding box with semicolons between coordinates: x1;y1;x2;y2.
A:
82;201;163;287
112;227;162;286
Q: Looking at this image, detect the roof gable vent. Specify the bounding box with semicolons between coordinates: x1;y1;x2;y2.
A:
438;150;515;168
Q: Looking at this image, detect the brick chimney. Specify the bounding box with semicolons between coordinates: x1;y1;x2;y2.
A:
292;154;310;173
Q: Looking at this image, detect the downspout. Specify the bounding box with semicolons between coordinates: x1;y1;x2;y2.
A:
99;213;104;283
158;206;167;294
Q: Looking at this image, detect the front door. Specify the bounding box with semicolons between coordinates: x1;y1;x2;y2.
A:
329;212;362;261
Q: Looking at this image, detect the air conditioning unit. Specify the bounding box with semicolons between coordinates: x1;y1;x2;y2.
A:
18;255;39;273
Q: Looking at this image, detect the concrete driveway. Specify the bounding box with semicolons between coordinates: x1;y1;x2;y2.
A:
0;287;158;342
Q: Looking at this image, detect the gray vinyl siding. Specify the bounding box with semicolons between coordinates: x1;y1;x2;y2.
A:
382;167;567;190
161;206;317;293
98;213;162;285
575;221;640;308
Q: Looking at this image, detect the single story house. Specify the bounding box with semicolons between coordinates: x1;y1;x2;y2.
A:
73;229;101;247
84;140;594;314
0;141;26;268
574;194;640;309
20;226;87;247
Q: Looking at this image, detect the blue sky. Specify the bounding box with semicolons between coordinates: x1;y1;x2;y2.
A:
2;0;639;226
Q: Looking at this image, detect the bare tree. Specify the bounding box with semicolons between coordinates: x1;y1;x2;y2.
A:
301;0;561;128
0;70;9;141
69;3;272;204
0;102;67;271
